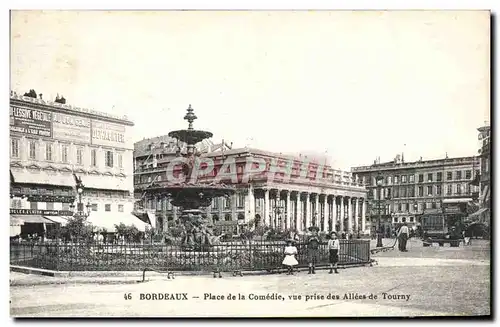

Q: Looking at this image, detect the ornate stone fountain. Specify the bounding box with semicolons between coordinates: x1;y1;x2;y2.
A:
145;105;235;250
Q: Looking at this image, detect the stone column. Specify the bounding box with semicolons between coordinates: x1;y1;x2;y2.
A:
354;197;359;233
348;197;353;233
246;184;255;222
314;193;319;228
231;193;237;221
296;192;302;232
264;189;270;227
322;195;328;232
339;196;344;232
218;197;224;221
361;198;367;233
286;190;291;230
304;192;310;228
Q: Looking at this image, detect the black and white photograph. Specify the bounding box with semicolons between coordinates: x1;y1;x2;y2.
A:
8;9;491;318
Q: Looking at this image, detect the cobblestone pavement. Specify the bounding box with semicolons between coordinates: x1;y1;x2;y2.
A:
10;240;490;317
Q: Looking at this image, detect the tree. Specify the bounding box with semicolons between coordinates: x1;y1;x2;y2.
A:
60;216;93;242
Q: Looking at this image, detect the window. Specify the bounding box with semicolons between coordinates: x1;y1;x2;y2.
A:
386;176;392;185
91;203;98;211
45;143;53;161
11;199;22;208
466;184;471;194
402;217;407;223
432;202;437;209
401;175;407;183
410;217;414;223
409;175;415;183
224;197;230;209
118;153;123;168
236;193;245;208
394;217;399;223
405;203;409;212
418;174;424;183
456;171;462;180
224;213;231;221
105;151;114;168
465;170;472;179
29;141;36;160
436;172;442;182
11;139;19;158
118;204;124;212
394;187;399;198
398;203;402;211
456;184;462;195
427;173;433;182
427;185;433;196
436;185;442;195
408;186;415;197
447;172;453;180
386;188;392;199
76;148;83;165
394;175;399;184
30;201;38;209
212;198;219;209
105;204;111;212
447;185;452;195
418;186;423;197
401;187;407;198
61;144;68;163
46;202;54;210
91;149;97;166
62;203;70;211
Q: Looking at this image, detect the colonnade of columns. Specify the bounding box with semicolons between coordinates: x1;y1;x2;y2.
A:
252;188;367;234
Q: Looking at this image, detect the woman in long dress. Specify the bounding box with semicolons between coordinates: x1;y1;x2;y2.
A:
282;239;299;275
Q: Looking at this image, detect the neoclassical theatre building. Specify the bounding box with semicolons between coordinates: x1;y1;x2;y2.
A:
134;137;368;235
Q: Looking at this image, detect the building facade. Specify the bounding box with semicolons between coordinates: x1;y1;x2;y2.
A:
9;91;140;235
134;137;368;235
351;156;480;235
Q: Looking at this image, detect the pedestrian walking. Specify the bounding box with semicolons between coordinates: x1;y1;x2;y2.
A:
282;239;298;275
307;226;321;274
397;222;410;252
327;231;340;274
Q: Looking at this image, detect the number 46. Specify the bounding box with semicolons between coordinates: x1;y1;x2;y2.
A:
124;293;132;300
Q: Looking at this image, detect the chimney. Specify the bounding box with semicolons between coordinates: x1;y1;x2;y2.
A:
39;94;43;100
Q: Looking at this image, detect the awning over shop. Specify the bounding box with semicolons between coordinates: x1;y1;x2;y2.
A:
11;215;56;224
442;198;473;204
86;212;150;232
10;216;25;226
44;216;72;226
468;208;489;220
10;170;75;187
80;174;131;191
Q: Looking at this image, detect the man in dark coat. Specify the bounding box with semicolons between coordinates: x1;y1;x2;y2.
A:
307;226;321;274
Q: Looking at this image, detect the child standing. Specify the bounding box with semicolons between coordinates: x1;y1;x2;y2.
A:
282;239;298;275
328;231;340;274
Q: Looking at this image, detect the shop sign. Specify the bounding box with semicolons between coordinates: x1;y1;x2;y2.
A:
10;209;74;216
10;106;52;137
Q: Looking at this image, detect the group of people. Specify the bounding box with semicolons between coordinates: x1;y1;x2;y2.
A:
282;226;340;275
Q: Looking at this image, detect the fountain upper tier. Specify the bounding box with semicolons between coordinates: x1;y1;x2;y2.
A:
147;104;235;210
167;104;213;146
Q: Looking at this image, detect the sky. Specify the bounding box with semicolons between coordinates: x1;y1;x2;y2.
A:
10;10;490;170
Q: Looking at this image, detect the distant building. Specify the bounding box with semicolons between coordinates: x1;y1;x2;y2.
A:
134;136;367;235
351;155;480;235
9;91;143;237
470;124;491;225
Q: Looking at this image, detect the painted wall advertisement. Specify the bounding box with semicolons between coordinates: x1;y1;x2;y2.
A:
52;112;91;143
91;121;130;149
10;106;52;137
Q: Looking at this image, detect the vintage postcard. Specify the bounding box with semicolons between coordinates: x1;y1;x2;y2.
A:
9;10;491;318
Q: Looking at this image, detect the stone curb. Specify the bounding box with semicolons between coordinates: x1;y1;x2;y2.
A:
10;263;370;285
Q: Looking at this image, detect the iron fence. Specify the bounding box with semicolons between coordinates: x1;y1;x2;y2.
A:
10;239;370;272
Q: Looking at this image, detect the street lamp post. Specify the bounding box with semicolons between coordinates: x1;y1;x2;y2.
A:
70;181;91;220
376;173;384;247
